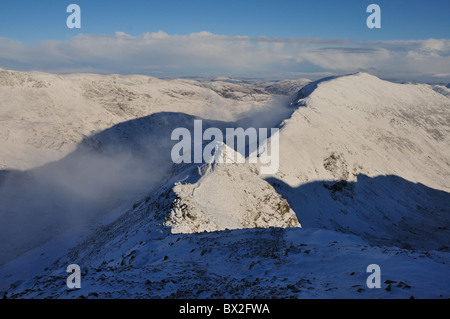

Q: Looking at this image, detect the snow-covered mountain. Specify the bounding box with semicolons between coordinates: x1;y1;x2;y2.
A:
270;72;450;250
0;70;449;299
0;68;295;170
283;72;449;191
164;142;300;234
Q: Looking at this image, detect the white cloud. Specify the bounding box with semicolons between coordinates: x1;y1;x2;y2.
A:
0;32;449;82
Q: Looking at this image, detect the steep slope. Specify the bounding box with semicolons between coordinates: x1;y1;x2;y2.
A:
165;142;300;233
266;72;450;250
280;72;449;190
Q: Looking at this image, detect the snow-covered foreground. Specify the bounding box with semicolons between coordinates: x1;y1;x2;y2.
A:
0;70;449;298
2;227;449;299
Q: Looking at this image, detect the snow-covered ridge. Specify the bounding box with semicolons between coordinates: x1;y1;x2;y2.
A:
292;72;450;108
268;71;450;251
165;142;300;234
279;71;450;191
0;70;449;298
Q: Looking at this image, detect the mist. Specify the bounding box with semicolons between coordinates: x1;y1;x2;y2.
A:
0;94;297;265
0;113;182;265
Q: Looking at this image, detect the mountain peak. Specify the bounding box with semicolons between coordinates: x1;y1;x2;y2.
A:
164;158;300;234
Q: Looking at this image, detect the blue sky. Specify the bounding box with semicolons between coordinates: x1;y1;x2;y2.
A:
1;0;449;42
0;0;449;81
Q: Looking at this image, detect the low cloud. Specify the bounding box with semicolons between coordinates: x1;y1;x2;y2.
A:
0;31;449;82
